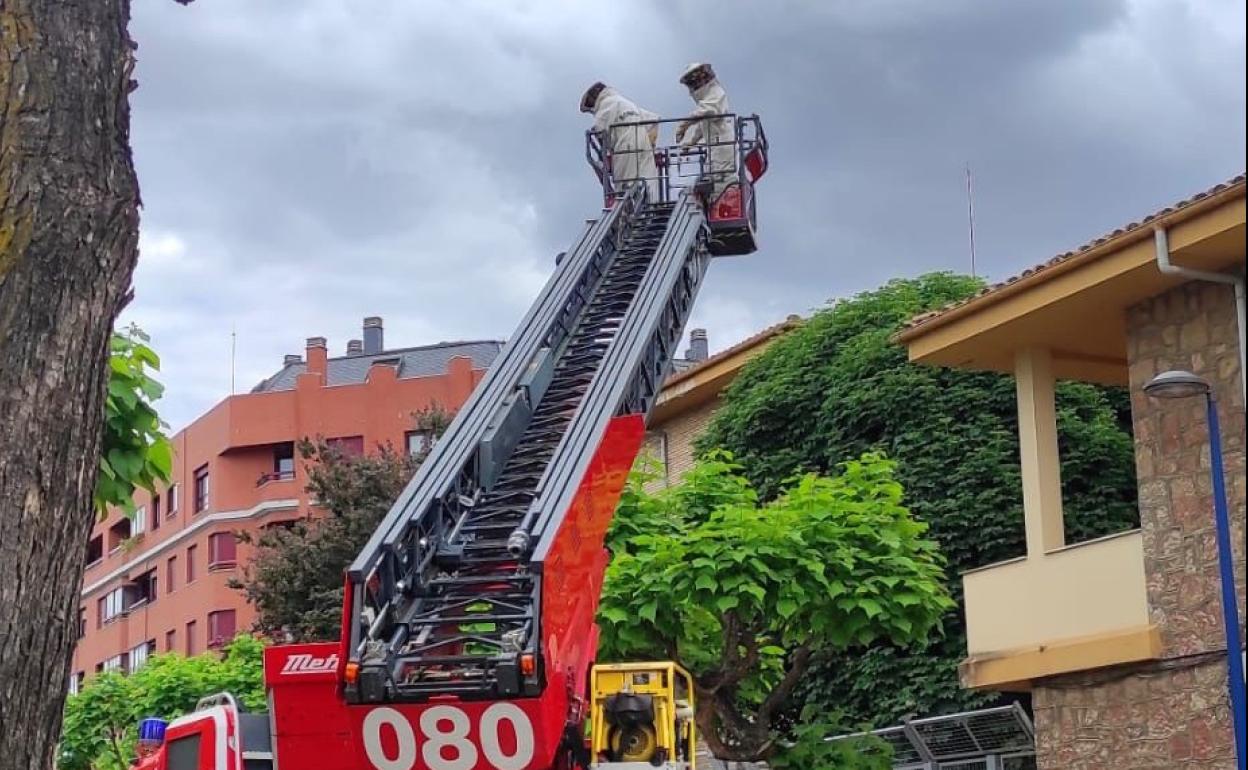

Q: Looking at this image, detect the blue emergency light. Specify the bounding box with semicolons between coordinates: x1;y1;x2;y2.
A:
137;718;168;755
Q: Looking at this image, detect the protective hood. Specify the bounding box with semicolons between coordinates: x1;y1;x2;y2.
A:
690;79;726;105
591;86;619;113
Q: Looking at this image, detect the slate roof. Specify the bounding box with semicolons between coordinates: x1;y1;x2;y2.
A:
251;340;504;393
898;173;1246;339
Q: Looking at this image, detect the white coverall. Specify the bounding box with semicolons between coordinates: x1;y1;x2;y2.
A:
677;78;734;197
591;87;661;201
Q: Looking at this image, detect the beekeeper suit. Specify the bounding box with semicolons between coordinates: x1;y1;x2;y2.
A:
675;63;735;197
581;82;661;201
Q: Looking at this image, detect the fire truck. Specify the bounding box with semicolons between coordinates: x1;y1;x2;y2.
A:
130;113;768;770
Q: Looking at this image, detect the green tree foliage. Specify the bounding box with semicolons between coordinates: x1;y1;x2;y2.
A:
697;272;1139;725
770;706;893;770
233;405;451;641
59;636;265;770
96;325;173;514
599;453;952;761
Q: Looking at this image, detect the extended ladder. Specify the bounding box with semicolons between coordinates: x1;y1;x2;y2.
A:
344;183;711;703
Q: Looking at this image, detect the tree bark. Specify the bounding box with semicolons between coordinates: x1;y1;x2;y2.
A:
693;644;815;762
0;2;141;768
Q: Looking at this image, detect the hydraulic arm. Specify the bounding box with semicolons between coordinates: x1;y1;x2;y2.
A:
343;183;712;707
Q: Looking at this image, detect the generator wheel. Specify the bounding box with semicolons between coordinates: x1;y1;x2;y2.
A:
608;724;658;762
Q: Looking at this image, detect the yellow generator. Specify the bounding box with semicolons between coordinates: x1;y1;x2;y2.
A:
589;662;697;769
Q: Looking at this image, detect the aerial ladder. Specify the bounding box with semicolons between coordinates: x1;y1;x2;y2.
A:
130;113;767;770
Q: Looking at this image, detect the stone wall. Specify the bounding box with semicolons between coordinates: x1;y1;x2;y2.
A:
1034;278;1244;770
1128;279;1245;655
1034;657;1236;769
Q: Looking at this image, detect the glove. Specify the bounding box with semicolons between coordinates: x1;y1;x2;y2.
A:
675;121;688;143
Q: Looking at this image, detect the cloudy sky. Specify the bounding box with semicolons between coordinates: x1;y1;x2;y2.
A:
121;0;1246;431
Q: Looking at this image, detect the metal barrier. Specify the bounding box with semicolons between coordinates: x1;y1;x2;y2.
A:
585;114;767;206
828;703;1037;770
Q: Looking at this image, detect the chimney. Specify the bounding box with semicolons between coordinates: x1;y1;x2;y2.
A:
346;339;364;357
363;317;384;355
686;328;709;362
305;336;328;377
283;354;303;366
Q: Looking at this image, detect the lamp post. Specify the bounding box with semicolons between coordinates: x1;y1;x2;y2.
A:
1145;370;1247;769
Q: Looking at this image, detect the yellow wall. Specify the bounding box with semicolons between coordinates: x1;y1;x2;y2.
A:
963;530;1150;655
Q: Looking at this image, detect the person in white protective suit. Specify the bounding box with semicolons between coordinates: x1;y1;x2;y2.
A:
675;63;735;198
581;82;661;201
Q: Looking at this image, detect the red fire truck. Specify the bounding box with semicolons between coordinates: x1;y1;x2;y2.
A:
129;113;767;770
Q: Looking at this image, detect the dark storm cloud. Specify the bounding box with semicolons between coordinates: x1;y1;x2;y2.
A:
120;0;1245;429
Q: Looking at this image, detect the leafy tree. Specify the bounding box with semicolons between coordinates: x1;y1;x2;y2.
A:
598;453;952;762
59;636;264;770
697;272;1139;725
770;706;893;770
233;405;451;641
97;325;174;513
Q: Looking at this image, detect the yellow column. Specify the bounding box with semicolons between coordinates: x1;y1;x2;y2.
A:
1015;347;1066;555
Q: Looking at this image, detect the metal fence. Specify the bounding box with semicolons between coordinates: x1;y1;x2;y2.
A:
696;704;1035;770
829;703;1037;770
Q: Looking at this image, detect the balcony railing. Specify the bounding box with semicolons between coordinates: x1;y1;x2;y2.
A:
961;529;1159;688
256;469;295;487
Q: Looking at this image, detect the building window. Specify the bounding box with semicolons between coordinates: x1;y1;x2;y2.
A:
186;545;197;584
274;442;295;477
262;518;300;534
258;443;297;486
127;568;157;608
208;533;237;570
166;556;177;593
646;432;668;471
185;620;197;656
129;640;155;672
99;587;125;625
167;483;179;517
151;495;161;530
165;629;177;652
107;518;132;554
101;654;126;674
77;607;86;639
207;610;237;649
405;430;432;456
131;506;147;536
86;535;103;567
193;465;209;513
68;672;84;695
327;435;364;457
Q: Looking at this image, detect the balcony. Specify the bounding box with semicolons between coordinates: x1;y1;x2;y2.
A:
256;469;295;487
961;529;1160;689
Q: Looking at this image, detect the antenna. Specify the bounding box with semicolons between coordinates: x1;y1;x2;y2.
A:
230;324;237;395
965;164;978;278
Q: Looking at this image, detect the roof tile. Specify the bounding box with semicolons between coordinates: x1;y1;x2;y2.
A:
901;173;1246;334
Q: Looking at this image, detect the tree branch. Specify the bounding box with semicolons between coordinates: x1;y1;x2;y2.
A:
757;644;813;722
701;611;742;693
725;630;760;687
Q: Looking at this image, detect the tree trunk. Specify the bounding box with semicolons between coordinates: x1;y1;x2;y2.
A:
0;1;140;768
694;685;772;763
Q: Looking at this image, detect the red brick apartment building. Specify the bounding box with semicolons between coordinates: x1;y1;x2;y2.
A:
70;318;501;690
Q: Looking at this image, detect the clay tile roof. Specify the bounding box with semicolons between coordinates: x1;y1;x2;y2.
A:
661;314;804;390
898;173;1246;339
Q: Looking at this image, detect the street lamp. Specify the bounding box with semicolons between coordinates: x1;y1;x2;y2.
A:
1145;369;1247;770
